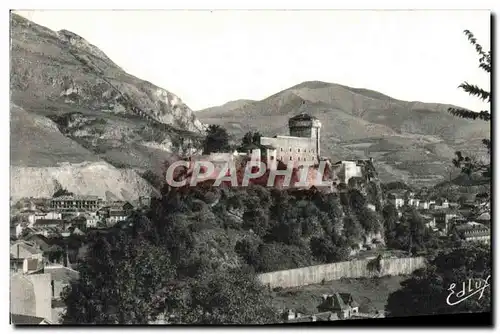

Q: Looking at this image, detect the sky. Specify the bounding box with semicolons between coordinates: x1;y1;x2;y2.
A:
15;10;491;111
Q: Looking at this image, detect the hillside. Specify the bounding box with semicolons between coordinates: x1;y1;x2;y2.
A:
10;13;204;200
197;80;490;186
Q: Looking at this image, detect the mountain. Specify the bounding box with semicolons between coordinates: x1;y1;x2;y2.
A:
10;13;204;200
197;81;490;186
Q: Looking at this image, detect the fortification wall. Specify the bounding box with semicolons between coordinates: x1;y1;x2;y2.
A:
257;257;426;289
260;136;317;165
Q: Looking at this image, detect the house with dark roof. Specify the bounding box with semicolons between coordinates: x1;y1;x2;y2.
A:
107;210;129;225
452;222;490;244
317;293;359;320
50;195;102;211
10;313;52;325
10;240;42;260
33;219;66;229
22;234;52;253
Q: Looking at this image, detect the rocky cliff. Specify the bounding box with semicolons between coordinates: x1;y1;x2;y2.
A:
10;13;204;200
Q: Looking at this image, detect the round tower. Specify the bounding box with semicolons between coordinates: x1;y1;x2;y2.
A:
288;113;322;157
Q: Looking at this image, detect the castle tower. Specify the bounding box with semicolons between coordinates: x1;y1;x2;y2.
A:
288;112;322;158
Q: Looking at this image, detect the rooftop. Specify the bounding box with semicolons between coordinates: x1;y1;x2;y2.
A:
51;195;100;201
289;113;318;122
11;240;41;257
10;313;49;325
318;293;359;312
44;265;80;283
109;211;127;217
34;219;65;226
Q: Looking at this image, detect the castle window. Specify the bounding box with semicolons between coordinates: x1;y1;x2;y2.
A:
289;156;292;160
298;149;301;152
289;148;292;152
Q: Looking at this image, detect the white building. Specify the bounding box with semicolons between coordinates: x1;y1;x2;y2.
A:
333;161;363;185
388;193;405;208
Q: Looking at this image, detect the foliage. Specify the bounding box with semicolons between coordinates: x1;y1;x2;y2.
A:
202;124;231;154
310;235;349;263
448;30;491;181
60;182;386;324
53;187;74;198
385;243;491;317
61;234;176;324
238;131;262;151
141;169;164;190
172;266;280;324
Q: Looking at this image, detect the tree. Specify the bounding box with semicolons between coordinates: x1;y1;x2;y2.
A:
235;237;261;269
44;244;64;263
310;236;349;263
61;234;177;324
386;243;491;317
448;30;491;180
53;187;74;198
357;207;382;234
202;124;231;154
238;131;262;151
141;169;164;190
242;208;270;237
173;266;280;324
382;203;398;232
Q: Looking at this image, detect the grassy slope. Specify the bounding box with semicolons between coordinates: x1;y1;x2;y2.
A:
271;276;406;315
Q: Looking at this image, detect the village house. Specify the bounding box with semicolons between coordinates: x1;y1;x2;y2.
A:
107;210;129;225
50;195;103;211
11;221;26;238
433;212;460;234
33;218;66;229
10;313;52;325
317;293;359;320
10;272;52;324
431;198;449;210
407;197;420;208
71;213;98;228
476;212;491;225
387;192;405;208
139;195;152;208
451;222;490;244
28;211;62;226
421;214;436;229
11;240;43;260
22;234;52;254
418;200;430;210
43;264;80;323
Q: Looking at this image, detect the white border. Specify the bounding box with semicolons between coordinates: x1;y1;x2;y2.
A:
2;1;498;333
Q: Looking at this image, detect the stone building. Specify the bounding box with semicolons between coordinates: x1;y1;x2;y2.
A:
452;222;490;244
50;195;103;211
259;113;322;168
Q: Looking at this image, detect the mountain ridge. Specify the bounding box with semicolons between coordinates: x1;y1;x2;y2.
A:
10;13;204;200
197;80;489;186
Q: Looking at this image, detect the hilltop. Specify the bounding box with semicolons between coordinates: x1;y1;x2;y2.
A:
10;13;205;200
197;80;490;186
